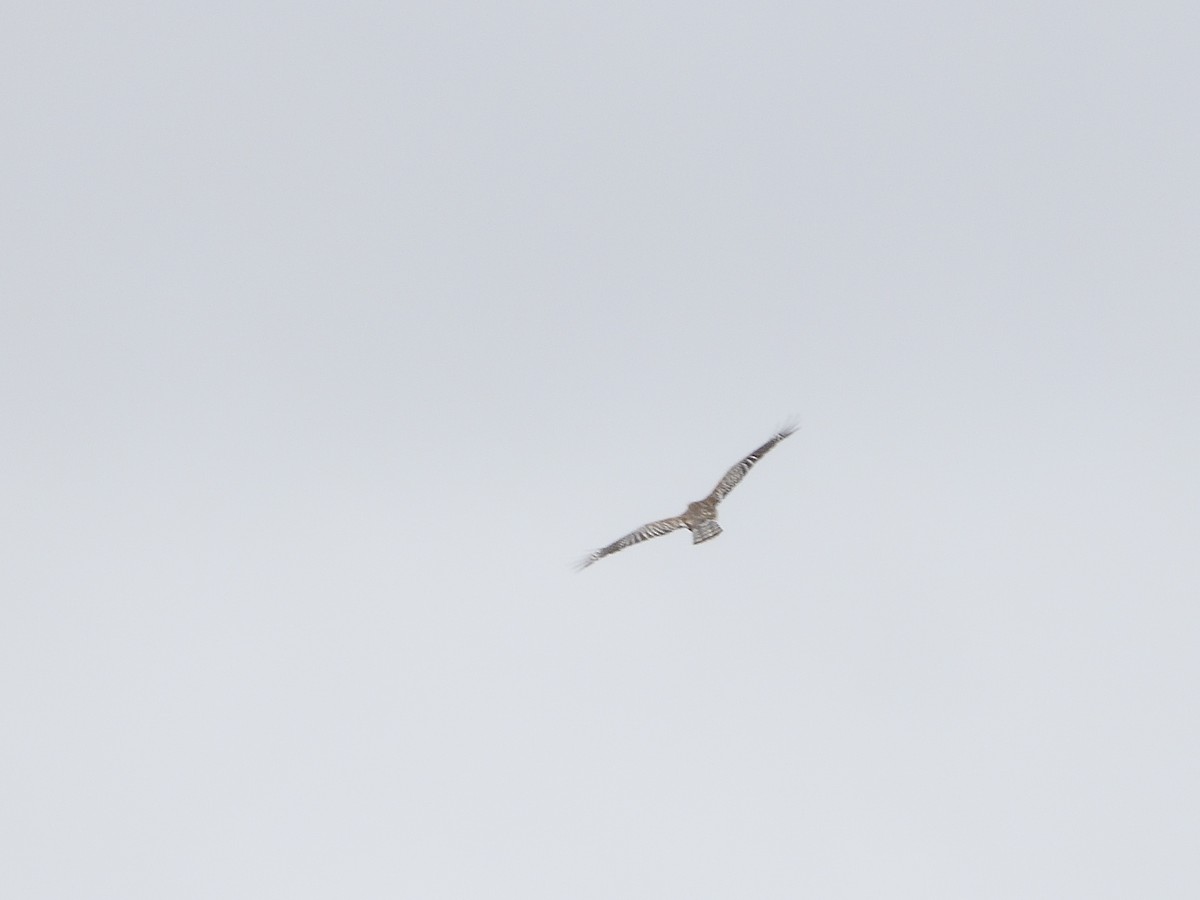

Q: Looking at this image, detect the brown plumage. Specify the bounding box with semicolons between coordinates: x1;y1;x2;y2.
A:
577;424;796;569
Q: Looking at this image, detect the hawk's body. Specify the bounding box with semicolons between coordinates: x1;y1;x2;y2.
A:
578;424;796;569
683;499;721;544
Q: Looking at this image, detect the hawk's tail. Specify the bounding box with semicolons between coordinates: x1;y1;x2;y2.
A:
691;520;722;544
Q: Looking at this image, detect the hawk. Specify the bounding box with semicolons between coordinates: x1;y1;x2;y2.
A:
578;423;797;569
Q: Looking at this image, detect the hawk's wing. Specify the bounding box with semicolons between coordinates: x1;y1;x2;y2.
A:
704;424;797;505
577;516;686;569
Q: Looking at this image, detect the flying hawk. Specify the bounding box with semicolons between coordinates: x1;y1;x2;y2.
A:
578;424;796;569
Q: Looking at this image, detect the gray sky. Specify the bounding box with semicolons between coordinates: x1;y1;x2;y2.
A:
3;2;1198;897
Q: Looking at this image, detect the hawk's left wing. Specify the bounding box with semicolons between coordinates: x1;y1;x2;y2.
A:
577;516;686;570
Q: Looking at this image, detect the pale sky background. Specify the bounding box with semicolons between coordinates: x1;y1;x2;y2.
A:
3;2;1198;898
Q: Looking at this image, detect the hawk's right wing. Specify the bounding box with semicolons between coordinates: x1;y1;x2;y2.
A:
577;516;686;569
704;424;797;505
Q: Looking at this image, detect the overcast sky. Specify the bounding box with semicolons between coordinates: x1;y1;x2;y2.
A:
3;2;1198;898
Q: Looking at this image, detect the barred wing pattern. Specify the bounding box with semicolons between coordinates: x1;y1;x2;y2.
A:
704;424;797;505
577;516;685;570
578;422;796;569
